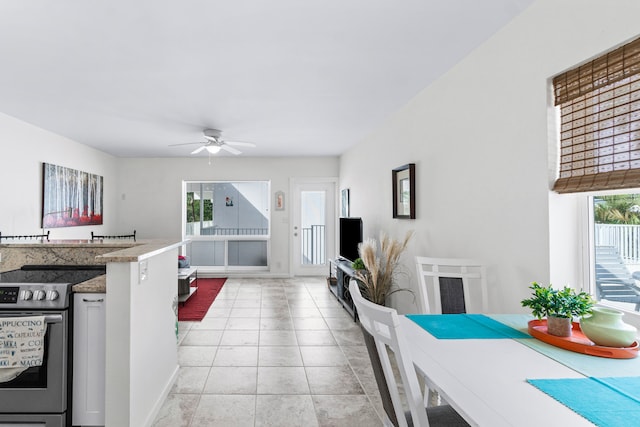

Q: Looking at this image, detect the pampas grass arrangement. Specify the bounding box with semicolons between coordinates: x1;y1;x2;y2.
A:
354;231;413;305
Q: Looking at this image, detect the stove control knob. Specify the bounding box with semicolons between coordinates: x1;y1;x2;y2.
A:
33;290;46;301
46;290;59;301
20;290;33;300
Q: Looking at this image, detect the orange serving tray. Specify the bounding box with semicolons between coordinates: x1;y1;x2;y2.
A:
527;319;639;359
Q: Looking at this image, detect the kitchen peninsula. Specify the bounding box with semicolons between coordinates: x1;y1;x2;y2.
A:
0;239;184;427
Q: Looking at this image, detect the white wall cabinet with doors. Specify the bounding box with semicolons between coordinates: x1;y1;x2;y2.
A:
73;293;106;426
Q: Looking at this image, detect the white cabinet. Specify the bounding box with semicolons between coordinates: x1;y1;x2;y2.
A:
73;293;106;426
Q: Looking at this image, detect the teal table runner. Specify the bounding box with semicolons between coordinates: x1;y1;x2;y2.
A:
528;377;640;427
489;314;640;378
487;314;640;425
405;313;530;339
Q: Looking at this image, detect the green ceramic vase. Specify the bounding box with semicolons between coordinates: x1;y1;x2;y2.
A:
580;307;637;347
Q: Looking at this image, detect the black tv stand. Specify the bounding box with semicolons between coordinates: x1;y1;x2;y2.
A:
328;258;358;321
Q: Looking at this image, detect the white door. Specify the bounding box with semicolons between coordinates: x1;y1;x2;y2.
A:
291;179;336;276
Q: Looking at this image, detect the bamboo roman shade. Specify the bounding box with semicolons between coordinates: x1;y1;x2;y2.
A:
553;37;640;193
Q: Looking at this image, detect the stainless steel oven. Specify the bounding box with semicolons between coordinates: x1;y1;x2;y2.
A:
0;266;105;427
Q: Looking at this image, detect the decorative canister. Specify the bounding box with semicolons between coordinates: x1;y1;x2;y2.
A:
580;307;638;347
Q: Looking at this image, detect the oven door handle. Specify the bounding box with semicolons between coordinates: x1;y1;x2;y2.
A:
0;314;63;324
43;314;63;324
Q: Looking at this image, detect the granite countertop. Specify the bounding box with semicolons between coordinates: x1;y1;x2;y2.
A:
73;274;106;293
0;239;140;248
96;239;185;262
77;239;185;292
1;238;186;293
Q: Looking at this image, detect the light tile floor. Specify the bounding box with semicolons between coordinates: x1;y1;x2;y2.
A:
151;277;385;427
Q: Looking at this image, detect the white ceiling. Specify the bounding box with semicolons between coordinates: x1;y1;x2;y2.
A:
0;0;533;158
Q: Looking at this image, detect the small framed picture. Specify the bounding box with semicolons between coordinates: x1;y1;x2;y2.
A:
341;188;350;217
275;191;285;211
392;163;415;219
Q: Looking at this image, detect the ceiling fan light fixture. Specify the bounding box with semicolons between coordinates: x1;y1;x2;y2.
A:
205;145;221;154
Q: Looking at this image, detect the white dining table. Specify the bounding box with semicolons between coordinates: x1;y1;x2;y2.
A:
399;315;596;426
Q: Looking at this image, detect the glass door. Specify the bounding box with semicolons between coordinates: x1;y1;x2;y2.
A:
291;179;336;276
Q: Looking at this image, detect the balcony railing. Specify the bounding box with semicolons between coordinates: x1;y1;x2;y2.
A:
595;223;640;263
302;224;325;265
203;227;268;235
186;221;267;236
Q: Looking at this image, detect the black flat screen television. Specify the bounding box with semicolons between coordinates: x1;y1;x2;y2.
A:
339;217;363;262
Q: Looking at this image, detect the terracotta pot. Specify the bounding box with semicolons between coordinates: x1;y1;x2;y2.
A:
547;315;572;337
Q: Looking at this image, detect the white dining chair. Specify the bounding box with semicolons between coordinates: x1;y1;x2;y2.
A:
349;281;469;427
414;257;488;407
415;257;488;314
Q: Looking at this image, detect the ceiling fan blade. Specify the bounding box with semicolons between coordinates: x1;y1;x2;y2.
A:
168;141;204;147
220;144;242;155
191;146;206;154
224;140;256;147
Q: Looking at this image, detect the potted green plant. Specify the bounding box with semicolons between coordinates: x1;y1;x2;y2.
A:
351;257;366;271
521;282;594;337
350;258;367;289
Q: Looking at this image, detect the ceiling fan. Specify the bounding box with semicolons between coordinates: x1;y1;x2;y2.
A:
170;129;256;155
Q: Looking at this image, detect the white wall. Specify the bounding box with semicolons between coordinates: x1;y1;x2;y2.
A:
0;113;119;239
115;157;339;275
339;0;640;314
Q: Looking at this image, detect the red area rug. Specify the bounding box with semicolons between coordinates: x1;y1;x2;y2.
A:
178;278;226;321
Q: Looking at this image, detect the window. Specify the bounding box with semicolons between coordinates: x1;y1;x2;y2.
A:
553;38;640;316
592;193;640;313
184;181;270;270
552;37;640;193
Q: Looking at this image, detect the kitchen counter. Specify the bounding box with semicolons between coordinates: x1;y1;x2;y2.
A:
1;239;185;294
1;238;182;270
72;239;183;293
0;239;138;272
96;239;185;262
73;274;106;293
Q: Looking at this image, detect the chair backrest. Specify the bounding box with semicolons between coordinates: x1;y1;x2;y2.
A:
349;281;430;427
360;322;399;427
415;257;488;314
